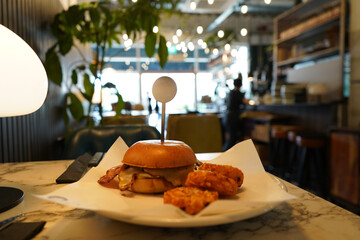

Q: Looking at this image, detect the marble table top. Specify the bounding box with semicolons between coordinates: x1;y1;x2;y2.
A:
0;156;359;240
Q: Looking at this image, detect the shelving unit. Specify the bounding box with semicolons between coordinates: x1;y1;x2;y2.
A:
273;0;347;98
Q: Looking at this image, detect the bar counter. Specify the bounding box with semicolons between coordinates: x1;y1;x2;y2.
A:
0;155;359;239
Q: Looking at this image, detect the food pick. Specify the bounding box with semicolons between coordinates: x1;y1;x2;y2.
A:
152;76;177;143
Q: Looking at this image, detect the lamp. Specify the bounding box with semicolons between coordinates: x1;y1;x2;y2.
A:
0;24;48;212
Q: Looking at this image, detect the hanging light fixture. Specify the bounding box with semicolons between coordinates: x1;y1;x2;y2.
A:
208;0;214;5
197;26;203;34
172;35;179;44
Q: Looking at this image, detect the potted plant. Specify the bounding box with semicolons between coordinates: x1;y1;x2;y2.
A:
45;0;179;129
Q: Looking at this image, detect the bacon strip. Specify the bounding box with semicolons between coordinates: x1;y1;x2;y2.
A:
98;165;123;184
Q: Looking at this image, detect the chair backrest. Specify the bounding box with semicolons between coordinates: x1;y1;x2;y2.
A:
64;124;160;159
166;114;223;153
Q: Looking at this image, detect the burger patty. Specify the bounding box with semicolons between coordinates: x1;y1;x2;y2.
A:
118;164;195;191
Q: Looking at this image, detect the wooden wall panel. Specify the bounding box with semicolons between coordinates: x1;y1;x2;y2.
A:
0;0;66;162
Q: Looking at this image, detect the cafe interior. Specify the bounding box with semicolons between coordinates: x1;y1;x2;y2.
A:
0;0;360;239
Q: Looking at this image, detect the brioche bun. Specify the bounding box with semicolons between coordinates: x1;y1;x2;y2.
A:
122;140;196;168
119;140;196;194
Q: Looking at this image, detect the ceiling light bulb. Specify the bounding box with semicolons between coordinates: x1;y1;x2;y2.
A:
190;1;197;10
182;46;188;53
197;26;203;34
224;43;231;51
166;41;172;48
152;26;159;33
204;48;210;54
208;0;214;5
241;5;248;14
132;0;137;2
180;41;186;48
176;29;182;37
201;42;207;49
212;48;219;55
264;0;271;4
197;39;204;45
188;42;195;51
240;28;248;36
172;35;179;44
217;30;224;38
176;44;181;51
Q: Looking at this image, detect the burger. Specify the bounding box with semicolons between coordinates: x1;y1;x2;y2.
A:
118;139;197;194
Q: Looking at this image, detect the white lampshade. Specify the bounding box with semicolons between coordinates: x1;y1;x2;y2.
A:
0;24;48;117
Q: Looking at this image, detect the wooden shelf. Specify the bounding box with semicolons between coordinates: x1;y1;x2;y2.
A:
276;17;340;46
277;46;339;67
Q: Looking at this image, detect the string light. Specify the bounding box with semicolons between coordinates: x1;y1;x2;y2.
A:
172;35;179;44
176;29;182;37
152;26;159;33
241;5;248;14
217;30;224;38
166;41;172;48
197;26;203;34
212;48;219;55
224;43;231;52
240;28;248;36
264;0;272;4
190;1;197;10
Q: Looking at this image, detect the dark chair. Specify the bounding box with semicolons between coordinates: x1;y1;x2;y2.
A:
63;124;160;159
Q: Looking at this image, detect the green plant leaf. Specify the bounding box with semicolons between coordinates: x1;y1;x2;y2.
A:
145;32;156;57
71;69;78;85
44;46;62;86
115;93;125;116
158;35;168;69
83;73;94;101
68;93;84;121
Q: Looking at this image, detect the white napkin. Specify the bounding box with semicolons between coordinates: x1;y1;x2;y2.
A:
38;138;296;219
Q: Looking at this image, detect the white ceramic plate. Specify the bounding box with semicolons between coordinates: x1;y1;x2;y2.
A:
96;175;287;228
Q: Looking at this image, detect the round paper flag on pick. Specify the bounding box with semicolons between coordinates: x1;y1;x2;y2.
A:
152;76;177;103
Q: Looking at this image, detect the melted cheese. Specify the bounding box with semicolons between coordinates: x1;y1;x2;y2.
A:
118;164;194;188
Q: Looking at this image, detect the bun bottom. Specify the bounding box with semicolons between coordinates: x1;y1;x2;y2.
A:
124;178;174;194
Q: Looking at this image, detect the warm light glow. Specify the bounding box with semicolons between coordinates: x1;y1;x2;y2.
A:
264;0;271;5
152;26;159;33
197;39;204;45
197;26;203;34
172;35;179;44
241;5;248;14
187;42;195;51
240;28;248;36
182;46;188;53
0;24;48;117
217;30;224;38
176;29;182;37
166;41;172;48
204;48;210;54
208;0;214;5
190;1;197;10
132;0;138;2
224;43;231;52
212;48;219;55
123;34;128;40
201;42;207;49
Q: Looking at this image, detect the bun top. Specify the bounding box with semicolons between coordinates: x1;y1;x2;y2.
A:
122;140;196;168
